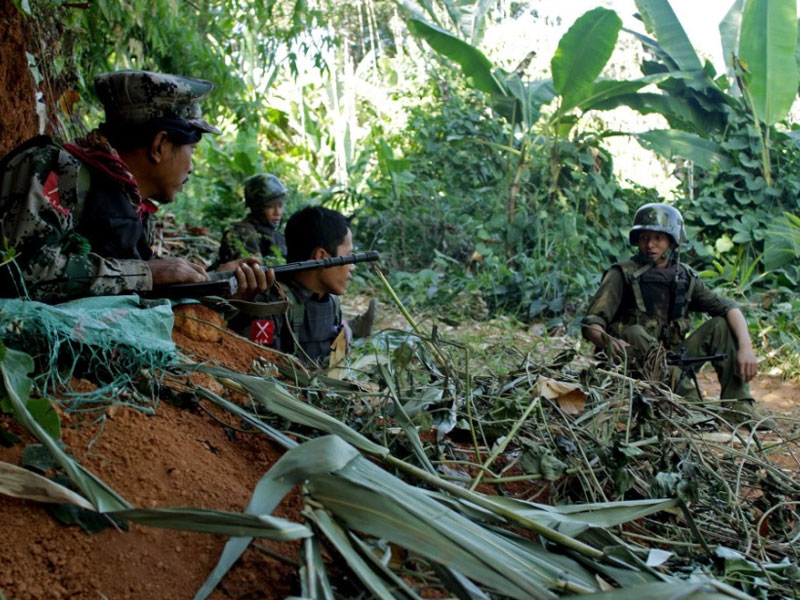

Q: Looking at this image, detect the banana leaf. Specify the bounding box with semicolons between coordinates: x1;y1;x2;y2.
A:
719;0;745;79
632;129;732;171
739;0;799;124
634;0;703;72
551;7;622;113
406;18;505;97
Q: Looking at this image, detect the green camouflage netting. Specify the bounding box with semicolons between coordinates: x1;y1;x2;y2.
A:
0;295;175;412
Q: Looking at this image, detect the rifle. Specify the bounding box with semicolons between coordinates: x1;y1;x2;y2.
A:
667;349;728;400
151;250;380;298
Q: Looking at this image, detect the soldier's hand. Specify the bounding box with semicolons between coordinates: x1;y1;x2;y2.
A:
149;258;208;286
217;257;274;299
607;337;632;363
736;346;758;382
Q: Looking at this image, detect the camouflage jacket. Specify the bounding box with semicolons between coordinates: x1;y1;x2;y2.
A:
582;258;737;346
0;136;153;302
217;218;287;265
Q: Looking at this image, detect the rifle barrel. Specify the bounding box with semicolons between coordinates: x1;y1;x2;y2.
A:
152;250;379;298
667;353;728;366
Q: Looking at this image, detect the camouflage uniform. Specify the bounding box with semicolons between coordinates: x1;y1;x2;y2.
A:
582;256;750;400
217;174;287;264
0;70;219;302
217;220;286;263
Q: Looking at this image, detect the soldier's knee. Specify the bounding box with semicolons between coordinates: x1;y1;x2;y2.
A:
620;325;650;344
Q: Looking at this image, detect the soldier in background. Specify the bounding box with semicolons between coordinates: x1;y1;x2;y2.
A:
217;173;288;265
0;70;269;302
581;203;772;427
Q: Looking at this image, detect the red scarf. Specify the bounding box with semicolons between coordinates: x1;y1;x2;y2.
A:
64;130;158;218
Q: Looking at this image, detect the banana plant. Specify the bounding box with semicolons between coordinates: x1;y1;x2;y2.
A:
405;8;677;219
734;0;799;185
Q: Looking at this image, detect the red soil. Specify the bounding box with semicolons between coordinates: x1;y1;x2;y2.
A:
0;308;301;600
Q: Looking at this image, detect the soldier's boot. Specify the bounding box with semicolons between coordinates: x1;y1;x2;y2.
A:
720;399;776;429
349;298;378;339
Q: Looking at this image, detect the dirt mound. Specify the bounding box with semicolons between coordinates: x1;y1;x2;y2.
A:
0;311;300;600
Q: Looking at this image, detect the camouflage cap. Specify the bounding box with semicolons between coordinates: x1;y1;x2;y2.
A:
245;173;287;210
94;70;221;134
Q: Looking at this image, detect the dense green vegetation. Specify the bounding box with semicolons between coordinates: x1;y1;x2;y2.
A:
13;0;800;366
4;2;800;598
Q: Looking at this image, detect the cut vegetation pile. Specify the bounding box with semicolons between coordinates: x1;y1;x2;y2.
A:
0;292;798;600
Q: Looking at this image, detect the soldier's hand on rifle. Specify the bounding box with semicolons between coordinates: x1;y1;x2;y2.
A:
216;257;273;299
736;345;758;382
148;257;209;286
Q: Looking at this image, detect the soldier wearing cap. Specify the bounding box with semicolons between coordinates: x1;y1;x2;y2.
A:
581;203;771;426
217;173;288;265
0;70;269;302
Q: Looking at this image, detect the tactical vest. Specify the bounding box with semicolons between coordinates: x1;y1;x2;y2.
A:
278;281;342;364
609;260;698;346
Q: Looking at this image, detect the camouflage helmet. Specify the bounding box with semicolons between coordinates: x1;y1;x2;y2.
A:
94;70;221;134
244;174;287;211
629;203;686;246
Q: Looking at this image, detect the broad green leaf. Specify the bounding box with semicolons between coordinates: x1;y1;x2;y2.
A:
739;0;799;124
591;92;717;135
719;0;745;77
314;455;599;597
635;0;703;71
485;496;679;537
0;460;93;509
0;343;33;414
195;385;297;450
500;75;555;127
560;581;742;600
195;436;362;600
0;346;128;512
23;397;61;440
577;73;673;112
309;474;558;599
349;534;424;600
551;7;622;113
307;509;398;600
113;507;311;540
406;18;505;97
202;367;388;456
633;129;732;171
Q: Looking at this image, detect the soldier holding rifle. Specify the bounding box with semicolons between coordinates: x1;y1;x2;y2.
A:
0;70;269;302
581;203;772;426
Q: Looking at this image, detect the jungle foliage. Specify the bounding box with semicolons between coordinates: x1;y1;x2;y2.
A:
12;0;800;349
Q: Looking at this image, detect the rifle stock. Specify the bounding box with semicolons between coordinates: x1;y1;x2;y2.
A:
150;250;379;298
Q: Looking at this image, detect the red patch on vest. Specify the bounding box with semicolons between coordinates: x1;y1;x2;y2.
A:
250;319;274;346
43;171;70;215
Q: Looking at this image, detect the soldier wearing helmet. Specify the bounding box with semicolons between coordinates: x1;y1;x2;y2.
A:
0;70;269;301
582;203;770;425
217;173;288;265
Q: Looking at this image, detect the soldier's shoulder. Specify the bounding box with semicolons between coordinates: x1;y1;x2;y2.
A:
229;220;258;233
2;135;79;175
